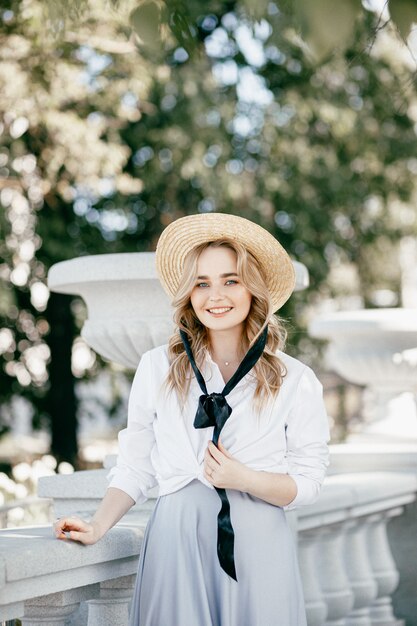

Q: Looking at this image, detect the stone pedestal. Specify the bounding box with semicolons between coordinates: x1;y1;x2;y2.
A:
48;253;173;369
309;308;417;443
87;576;136;626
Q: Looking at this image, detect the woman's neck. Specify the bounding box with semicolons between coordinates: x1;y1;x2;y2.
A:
208;327;245;366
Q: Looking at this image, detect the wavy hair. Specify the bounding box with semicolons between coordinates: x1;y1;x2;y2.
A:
166;239;288;412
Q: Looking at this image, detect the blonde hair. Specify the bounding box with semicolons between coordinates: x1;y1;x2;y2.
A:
166;239;288;412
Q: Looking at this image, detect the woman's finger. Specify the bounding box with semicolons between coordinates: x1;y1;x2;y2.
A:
217;438;233;458
69;530;85;542
205;459;217;473
54;517;88;537
207;441;223;463
204;469;214;482
54;518;71;534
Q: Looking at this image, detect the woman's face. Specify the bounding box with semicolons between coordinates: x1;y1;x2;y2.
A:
190;246;252;335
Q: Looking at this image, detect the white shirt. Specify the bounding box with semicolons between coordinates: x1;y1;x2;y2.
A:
107;344;331;511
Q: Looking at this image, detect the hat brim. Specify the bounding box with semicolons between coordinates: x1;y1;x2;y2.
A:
155;213;296;312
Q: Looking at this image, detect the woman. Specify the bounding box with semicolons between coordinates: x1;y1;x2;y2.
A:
54;213;330;626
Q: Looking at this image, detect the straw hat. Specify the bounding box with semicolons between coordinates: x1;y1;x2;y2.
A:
155;213;296;312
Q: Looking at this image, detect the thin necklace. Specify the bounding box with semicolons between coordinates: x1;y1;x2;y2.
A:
210;346;242;367
211;354;240;367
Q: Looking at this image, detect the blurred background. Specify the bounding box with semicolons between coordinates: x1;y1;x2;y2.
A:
0;0;417;527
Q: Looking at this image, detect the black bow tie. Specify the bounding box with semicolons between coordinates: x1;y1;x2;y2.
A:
180;326;268;581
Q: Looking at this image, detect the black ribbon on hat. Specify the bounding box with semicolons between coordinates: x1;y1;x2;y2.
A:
179;325;268;581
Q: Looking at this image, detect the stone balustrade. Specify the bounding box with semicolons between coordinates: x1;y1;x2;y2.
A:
327;442;417;625
0;521;142;626
297;471;416;626
0;470;414;626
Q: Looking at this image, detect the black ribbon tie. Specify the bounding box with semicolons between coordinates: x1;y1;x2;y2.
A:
180;325;268;581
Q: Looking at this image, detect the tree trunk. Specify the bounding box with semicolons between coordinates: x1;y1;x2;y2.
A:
45;292;78;466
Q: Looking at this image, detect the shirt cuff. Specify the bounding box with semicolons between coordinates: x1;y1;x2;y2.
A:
282;474;323;511
106;469;148;505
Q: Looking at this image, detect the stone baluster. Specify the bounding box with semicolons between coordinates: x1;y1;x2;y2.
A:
87;575;136;626
367;509;404;626
21;586;97;626
298;528;328;626
343;518;377;626
21;604;79;626
317;521;354;626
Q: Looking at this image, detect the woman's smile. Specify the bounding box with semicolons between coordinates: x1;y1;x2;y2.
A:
206;306;233;316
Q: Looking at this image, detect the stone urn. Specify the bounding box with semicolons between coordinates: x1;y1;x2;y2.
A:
309;308;417;442
48;253;172;369
48;252;309;369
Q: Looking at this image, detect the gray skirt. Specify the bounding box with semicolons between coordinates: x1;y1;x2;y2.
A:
129;480;307;626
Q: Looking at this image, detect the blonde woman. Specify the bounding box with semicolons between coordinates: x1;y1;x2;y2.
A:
54;213;330;626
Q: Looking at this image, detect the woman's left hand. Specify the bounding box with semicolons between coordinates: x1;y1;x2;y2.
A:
204;439;252;491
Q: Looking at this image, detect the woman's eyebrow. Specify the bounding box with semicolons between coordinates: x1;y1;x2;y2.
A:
196;272;239;279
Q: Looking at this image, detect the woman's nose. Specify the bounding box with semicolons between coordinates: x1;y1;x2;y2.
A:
208;285;225;300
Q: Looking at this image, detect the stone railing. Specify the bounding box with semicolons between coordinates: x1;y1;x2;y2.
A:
0;470;414;626
297;471;416;626
0;524;141;626
328;442;417;625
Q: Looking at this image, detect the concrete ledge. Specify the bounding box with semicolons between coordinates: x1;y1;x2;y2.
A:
297;471;417;531
38;470;157;518
329;442;417;474
0;523;144;620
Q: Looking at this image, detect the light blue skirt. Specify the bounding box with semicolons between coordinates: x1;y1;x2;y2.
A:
129;479;307;626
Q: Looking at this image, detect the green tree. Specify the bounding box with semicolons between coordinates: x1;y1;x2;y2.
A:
0;0;156;463
1;0;416;459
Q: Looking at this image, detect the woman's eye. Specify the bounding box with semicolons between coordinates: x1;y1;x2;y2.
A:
225;280;237;285
196;282;209;288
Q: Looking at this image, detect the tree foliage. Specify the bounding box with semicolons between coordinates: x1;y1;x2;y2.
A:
1;0;416;456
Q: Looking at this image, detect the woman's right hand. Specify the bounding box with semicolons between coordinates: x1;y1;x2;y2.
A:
53;487;135;545
53;516;102;545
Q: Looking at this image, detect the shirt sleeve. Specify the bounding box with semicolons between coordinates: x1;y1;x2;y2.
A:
106;350;158;504
282;365;330;511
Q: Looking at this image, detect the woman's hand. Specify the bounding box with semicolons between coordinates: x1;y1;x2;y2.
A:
204;438;252;491
53;516;102;545
53;488;135;545
204;440;299;507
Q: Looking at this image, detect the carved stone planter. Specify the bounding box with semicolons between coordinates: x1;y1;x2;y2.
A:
309;308;417;442
48;252;309;369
